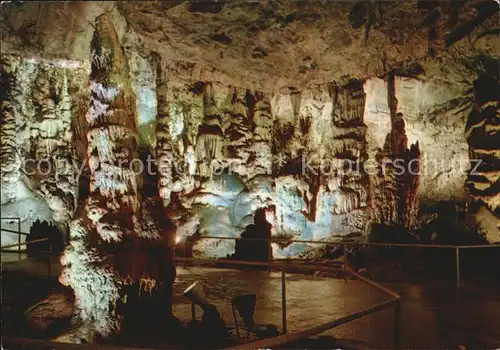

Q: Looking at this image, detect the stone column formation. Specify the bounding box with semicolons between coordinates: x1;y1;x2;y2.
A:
0;56;23;202
155;60;174;206
57;14;175;343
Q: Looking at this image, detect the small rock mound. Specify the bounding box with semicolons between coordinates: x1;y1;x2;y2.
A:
25;290;75;334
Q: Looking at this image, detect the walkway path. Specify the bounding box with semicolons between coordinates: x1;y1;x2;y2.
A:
2;256;500;348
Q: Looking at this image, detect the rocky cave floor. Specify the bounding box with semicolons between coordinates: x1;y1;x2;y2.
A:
1;250;500;349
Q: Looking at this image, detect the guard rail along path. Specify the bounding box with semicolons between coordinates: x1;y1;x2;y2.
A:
1;227;499;349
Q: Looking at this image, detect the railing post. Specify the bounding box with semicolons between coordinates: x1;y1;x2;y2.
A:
18;218;22;260
456;247;460;288
191;302;196;322
343;244;347;271
394;300;401;348
281;268;287;334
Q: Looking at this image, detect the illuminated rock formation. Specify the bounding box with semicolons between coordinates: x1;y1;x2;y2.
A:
155;58;174;206
251;91;274;176
1;55;23;203
466;74;499;213
1;55;88;241
466;67;499;243
371;73;421;229
1;0;498;257
57;14;175;343
196;83;224;178
30;65;77;224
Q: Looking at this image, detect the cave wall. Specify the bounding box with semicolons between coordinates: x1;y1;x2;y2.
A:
146;77;372;258
1;49;480;255
2;1;498;253
1;55;89;244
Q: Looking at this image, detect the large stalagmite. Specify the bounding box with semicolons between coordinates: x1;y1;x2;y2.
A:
155;58;174;207
57;14;175;343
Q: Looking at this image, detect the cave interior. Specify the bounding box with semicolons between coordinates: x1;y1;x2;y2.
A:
0;0;499;347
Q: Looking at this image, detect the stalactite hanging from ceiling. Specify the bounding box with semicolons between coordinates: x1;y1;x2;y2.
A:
225;87;252;146
222;87;257;178
329;78;369;214
251;91;274;176
195;82;224;177
332;78;366;126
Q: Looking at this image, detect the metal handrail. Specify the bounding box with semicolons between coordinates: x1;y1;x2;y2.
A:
186;235;499;288
185;234;497;249
2;222;495;348
1;227;30;236
1;257;398;350
174;256;344;272
223;262;401;349
227;299;400;349
1;237;54;279
1;217;23;258
1;237;49;250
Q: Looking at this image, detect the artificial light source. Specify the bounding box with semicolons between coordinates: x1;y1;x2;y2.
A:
183;282;211;310
175;236;182;244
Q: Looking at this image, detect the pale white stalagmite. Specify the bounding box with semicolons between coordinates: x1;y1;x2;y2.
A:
58;14;139;342
155;59;174;206
57;14;176;343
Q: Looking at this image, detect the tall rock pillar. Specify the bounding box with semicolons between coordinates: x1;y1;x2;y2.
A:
58;14;176;343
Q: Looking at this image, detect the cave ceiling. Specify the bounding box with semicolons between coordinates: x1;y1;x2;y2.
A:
1;0;499;92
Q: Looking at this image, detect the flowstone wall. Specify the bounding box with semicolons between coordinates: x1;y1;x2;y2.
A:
1;51;482;255
2;0;498;255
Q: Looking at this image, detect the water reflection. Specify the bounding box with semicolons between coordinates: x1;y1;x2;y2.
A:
173;268;500;348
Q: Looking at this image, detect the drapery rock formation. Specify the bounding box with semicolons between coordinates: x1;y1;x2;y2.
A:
1;55;88;242
30;65;77;224
57;14;175;343
465;63;500;243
